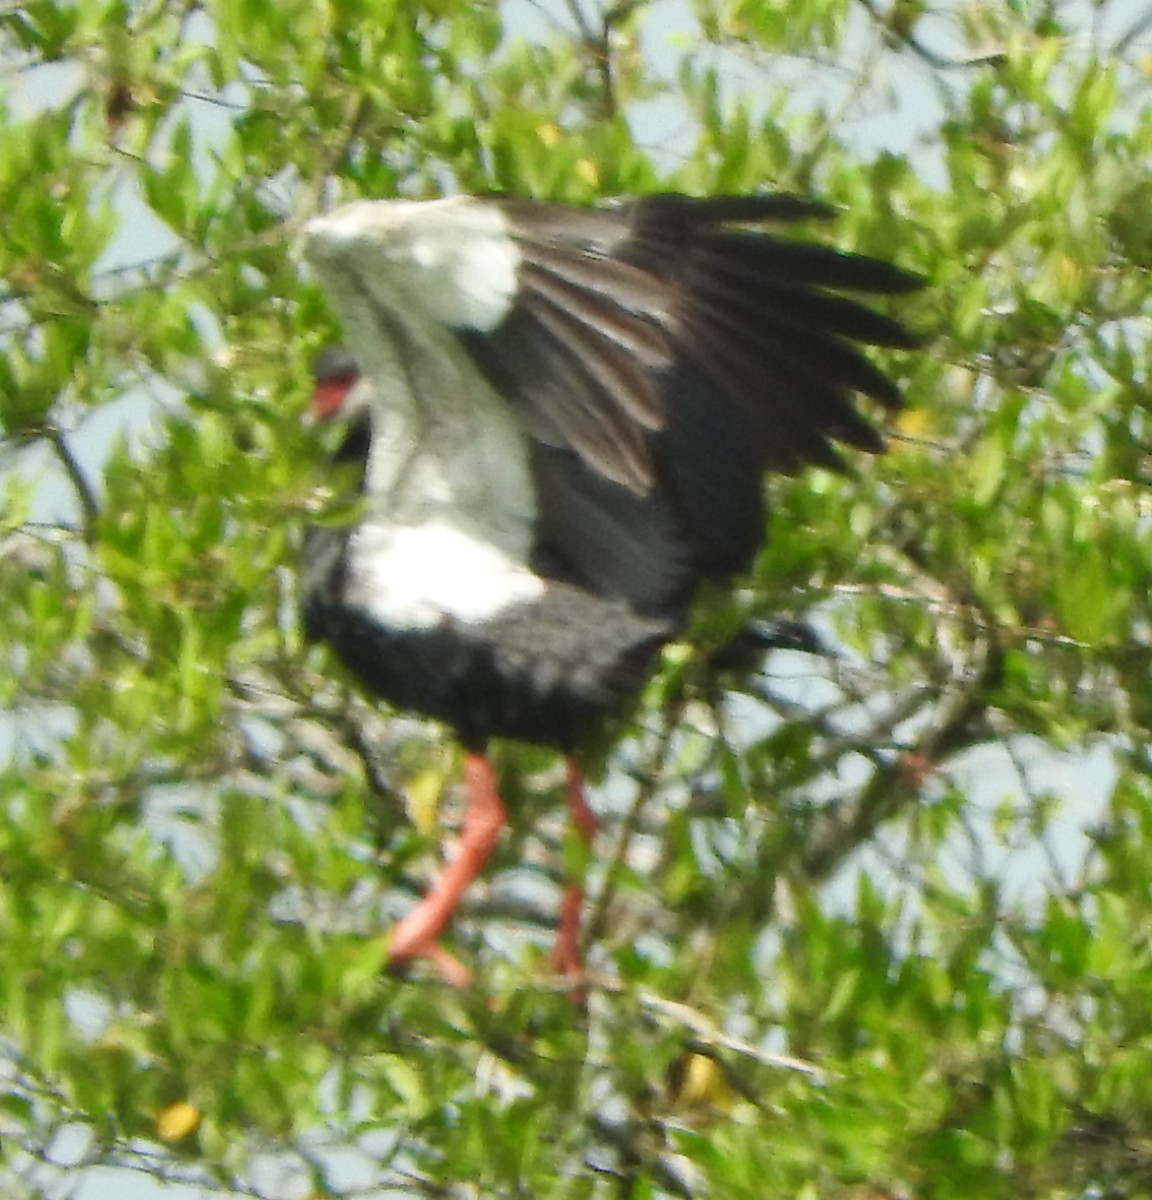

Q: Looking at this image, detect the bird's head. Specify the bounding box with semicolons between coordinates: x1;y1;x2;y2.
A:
310;344;362;421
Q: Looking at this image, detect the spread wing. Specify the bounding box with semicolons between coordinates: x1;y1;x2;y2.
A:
455;194;921;604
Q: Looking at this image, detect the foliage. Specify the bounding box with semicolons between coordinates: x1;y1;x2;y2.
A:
3;0;1152;1196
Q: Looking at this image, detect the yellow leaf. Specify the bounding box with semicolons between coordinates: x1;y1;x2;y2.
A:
669;1052;735;1116
895;406;933;437
405;767;445;836
575;159;600;186
156;1101;201;1141
1057;255;1081;286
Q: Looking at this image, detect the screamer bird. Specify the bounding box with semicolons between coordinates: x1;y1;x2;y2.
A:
299;193;921;986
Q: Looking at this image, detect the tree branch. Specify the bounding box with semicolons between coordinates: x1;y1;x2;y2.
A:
800;620;1005;881
46;424;99;543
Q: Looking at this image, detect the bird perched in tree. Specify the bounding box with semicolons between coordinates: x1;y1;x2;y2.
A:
299;192;921;986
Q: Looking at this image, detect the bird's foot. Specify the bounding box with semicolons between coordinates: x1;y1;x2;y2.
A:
385;753;507;988
388;906;474;987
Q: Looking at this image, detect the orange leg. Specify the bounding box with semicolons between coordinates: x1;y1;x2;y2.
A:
387;753;506;987
551;758;598;978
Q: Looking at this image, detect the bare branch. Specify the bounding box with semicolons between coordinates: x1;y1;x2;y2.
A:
852;0;1008;69
45;424;99;542
800;619;1004;880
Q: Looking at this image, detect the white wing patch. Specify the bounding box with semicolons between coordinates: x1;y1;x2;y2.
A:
304;197;519;332
347;521;545;629
304;197;547;631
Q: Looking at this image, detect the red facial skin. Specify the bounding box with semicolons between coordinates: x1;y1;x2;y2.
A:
311;368;358;420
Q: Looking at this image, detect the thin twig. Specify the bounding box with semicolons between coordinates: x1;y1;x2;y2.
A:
45;424;99;542
633;988;825;1079
583;697;682;951
800;618;1003;880
852;0;1008;69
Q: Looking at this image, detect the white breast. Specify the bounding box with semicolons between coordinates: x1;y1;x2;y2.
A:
346;520;545;629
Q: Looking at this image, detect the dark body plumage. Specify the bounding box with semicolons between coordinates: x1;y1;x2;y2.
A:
298;192;920;982
303;526;671;751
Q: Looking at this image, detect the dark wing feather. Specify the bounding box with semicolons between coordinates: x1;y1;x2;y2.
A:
459;305;654;489
529;444;695;611
518;260;667;422
457;193;921;608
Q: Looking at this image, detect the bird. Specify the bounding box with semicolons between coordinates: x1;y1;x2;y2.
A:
298;192;922;986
